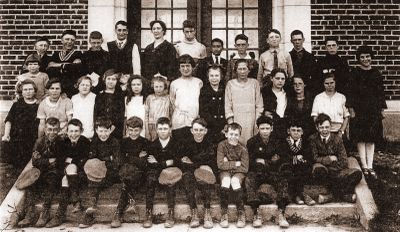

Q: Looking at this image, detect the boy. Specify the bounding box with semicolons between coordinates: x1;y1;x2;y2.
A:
225;34;258;82
21;36;51;74
79;117;121;228
194;38;227;83
289;30;318;95
17;117;63;228
280;119;316;206
2;80;39;170
16;55;49;101
315;36;350;96
106;20;141;75
309;113;362;203
111;116;149;228
245;116;291;228
175;20;207;63
170;54;203;141
145;117;181;228
46;119;90;228
217;123;249;228
257;29;294;87
82;31;111;94
179;118;217;228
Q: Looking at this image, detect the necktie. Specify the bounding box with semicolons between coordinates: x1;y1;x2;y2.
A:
215;56;219;64
273;50;278;70
118;41;123;49
323;138;327;144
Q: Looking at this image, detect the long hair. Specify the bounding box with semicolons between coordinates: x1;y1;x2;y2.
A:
125;74;147;104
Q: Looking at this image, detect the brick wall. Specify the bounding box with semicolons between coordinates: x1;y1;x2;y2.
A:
0;0;88;100
311;0;400;100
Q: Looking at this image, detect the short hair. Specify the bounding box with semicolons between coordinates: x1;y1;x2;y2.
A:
178;54;195;68
290;30;304;39
324;36;338;45
226;122;242;134
150;20;167;33
267;29;281;37
89;31;103;40
287;118;304;129
182;20;196;29
68;118;83;131
75;75;92;89
126;116;143;129
45;117;60;127
192;117;208;128
156;117;171;127
61;29;76;38
315;113;331;126
234;34;248;43
103;69;117;80
25;54;40;65
95;117;113;129
323;72;336;81
19;79;37;94
271;68;288;79
207;63;223;74
45;78;62;91
356;45;374;60
256;116;273;127
234;59;249;71
115;20;128;29
211;38;224;47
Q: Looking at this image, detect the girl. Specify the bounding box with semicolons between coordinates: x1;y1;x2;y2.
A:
199;64;226;143
71;76;96;139
348;46;387;179
2;79;39;170
145;76;171;141
125;75;147;138
94;69;125;139
225;59;263;145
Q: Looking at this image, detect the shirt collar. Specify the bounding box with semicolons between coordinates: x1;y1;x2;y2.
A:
289;137;301;146
320;134;330;142
232;53;252;59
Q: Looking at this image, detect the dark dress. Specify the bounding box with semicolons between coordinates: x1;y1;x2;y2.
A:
141;40;179;83
3;99;39;169
348;67;387;143
199;84;226;144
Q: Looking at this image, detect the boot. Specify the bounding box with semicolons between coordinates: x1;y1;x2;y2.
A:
277;210;289;228
252;208;262;228
189;208;200;228
78;212;95;228
219;209;229;228
236;210;246;228
203;208;213;229
35;208;50;227
142;208;153;228
110;212;122;228
18;206;36;227
164;208;175;228
318;193;334;204
45;213;65;228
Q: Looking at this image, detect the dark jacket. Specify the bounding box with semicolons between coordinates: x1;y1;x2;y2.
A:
147;137;180;170
179;136;217;172
82;48;111;94
60;136;90;170
217;140;249;174
107;41;134;74
120;136;149;170
89;136;121;171
32;136;64;175
316;54;350;97
289;48;318;94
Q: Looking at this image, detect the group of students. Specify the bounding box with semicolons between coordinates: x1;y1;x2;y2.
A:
2;17;387;229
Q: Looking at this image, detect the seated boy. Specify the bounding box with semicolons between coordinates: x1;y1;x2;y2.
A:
17;117;64;228
217;123;249;228
179;117;217;228
145;117;181;228
79;117;121;228
245;116;291;228
280;119;315;206
309;113;362;203
46;119;90;228
111;116;149;228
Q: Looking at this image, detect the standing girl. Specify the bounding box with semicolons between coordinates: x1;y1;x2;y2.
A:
125;75;147;138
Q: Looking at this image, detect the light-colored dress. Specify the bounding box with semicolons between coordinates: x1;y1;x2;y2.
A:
71;92;96;139
125;95;147;137
170;77;203;130
225;78;263;145
145;94;171;141
37;96;73;134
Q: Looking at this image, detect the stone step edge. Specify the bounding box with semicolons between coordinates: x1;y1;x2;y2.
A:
39;202;356;223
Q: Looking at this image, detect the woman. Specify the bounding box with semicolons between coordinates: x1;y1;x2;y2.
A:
141;20;179;85
225;59;263;145
37;78;73;137
286;75;315;139
348;46;386;178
